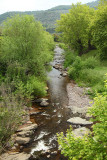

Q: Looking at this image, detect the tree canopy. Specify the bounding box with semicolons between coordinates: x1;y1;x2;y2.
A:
56;3;95;55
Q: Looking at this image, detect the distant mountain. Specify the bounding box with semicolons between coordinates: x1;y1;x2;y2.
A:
0;0;99;33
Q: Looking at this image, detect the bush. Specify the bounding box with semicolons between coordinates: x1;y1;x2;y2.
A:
57;80;107;160
64;51;77;68
81;56;100;69
26;76;47;97
0;83;24;153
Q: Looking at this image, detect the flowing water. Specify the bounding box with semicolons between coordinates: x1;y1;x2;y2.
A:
24;45;72;160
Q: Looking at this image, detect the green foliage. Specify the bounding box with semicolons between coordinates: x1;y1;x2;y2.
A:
0;14;54;98
56;3;95;55
91;4;107;59
57;81;107;160
0;83;24;153
68;56;100;79
0;15;54;152
64;51;77;68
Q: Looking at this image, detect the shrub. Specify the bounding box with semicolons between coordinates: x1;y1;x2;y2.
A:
0;83;24;153
26;76;47;98
64;51;77;68
81;56;100;69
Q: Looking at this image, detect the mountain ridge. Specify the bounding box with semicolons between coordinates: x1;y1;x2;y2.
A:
0;0;99;33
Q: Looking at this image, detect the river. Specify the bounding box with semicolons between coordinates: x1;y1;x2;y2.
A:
22;45;72;160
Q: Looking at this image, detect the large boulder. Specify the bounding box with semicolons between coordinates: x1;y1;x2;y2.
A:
15;137;31;145
67;117;93;125
17;124;38;132
17;130;33;138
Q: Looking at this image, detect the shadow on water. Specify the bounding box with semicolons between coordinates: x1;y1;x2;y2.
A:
24;45;73;160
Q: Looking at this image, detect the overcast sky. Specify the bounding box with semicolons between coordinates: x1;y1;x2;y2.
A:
0;0;95;15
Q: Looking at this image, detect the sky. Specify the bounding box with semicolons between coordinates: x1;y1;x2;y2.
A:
0;0;95;15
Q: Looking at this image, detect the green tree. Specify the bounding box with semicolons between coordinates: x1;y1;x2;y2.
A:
56;3;95;55
91;3;107;59
0;15;54;97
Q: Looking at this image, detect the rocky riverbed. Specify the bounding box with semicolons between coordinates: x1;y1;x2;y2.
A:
1;45;93;160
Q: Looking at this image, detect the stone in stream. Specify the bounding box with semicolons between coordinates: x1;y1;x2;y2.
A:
17;130;34;138
34;98;48;103
1;152;31;160
60;71;68;77
30;111;42;116
15;137;31;145
17;123;38;132
67;117;93;125
40;101;49;107
72;127;90;138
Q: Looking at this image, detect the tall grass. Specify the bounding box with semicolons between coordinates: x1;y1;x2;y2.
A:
65;49;107;97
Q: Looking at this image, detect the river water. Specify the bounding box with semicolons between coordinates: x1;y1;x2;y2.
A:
24;45;72;160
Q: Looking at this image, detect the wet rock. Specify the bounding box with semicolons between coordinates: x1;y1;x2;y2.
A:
53;64;62;70
1;152;31;160
15;137;31;145
40;101;49;107
47;155;51;158
17;130;33;137
67;117;93;125
51;151;57;155
30;111;42;116
11;146;17;150
35;98;48;103
46;149;51;154
17;123;38;132
73;127;90;138
61;71;67;77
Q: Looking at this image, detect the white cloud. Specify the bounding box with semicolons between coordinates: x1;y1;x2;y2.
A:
0;0;94;15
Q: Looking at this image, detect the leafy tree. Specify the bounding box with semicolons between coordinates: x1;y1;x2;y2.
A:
0;15;54;97
91;3;107;59
56;3;95;55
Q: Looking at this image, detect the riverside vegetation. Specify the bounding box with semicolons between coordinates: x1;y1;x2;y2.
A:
0;14;54;153
56;0;107;159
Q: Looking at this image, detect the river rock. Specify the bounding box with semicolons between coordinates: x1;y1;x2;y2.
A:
17;124;38;132
60;71;67;77
68;106;87;114
40;101;49;107
30;111;42;116
1;152;31;160
15;137;31;145
17;130;33;137
72;127;90;138
67;117;93;125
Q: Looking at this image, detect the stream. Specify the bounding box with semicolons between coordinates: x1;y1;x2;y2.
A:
24;45;72;160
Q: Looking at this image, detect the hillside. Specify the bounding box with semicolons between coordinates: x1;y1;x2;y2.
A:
0;0;99;33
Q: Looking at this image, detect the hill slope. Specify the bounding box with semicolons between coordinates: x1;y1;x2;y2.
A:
0;0;99;33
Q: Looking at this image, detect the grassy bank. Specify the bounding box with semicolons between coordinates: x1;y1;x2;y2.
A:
61;45;107;98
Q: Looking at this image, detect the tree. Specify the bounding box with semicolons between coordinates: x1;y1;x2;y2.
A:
56;3;95;55
91;3;107;59
1;15;54;78
0;15;54;97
